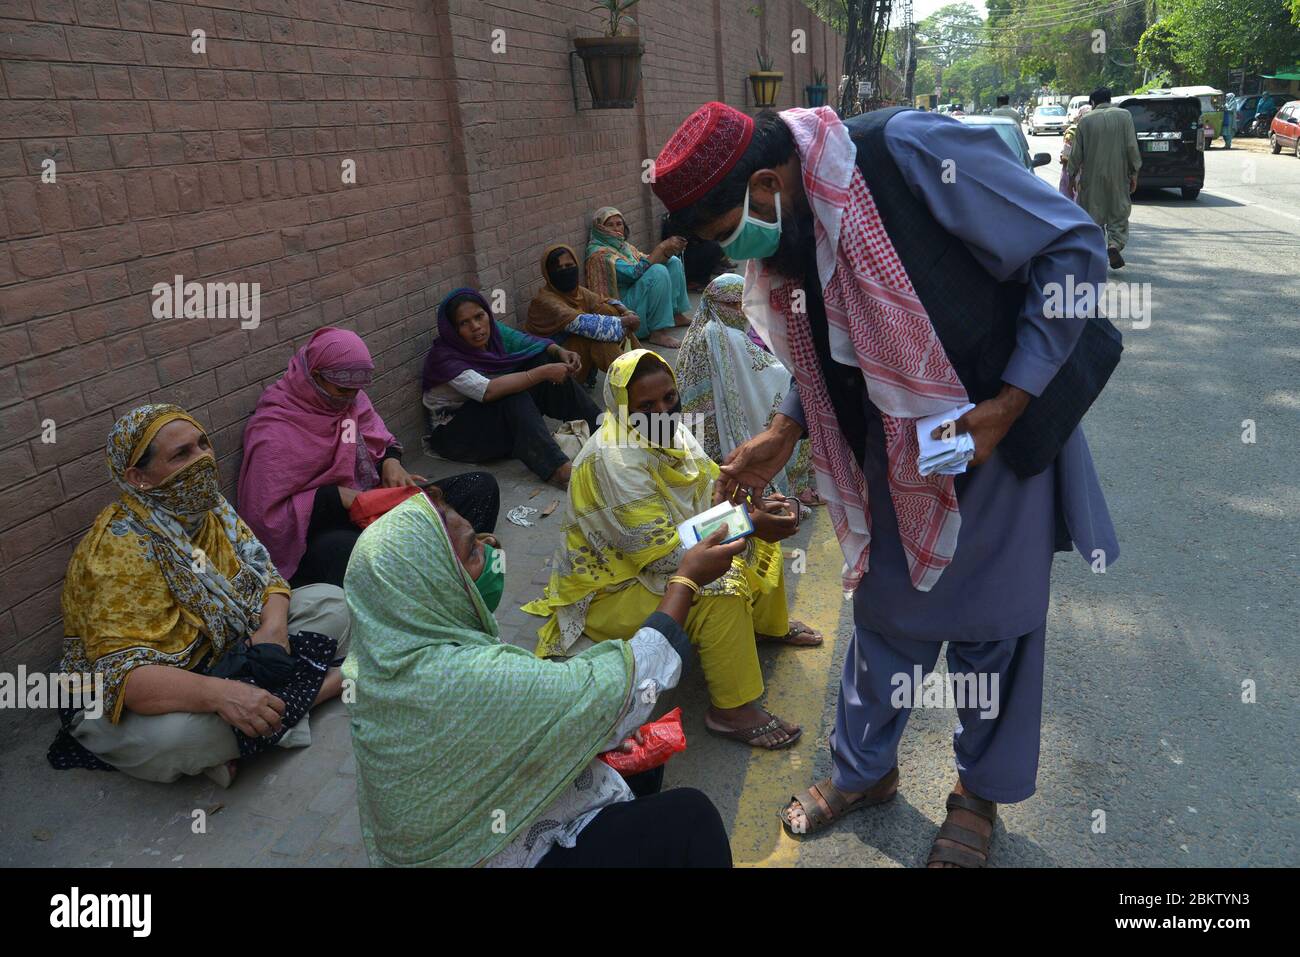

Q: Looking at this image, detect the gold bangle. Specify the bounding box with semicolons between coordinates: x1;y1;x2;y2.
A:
667;575;700;597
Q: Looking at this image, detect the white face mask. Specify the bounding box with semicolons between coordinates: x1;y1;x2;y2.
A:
719;186;782;261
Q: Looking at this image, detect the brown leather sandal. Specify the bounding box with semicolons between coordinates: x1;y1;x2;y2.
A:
927;791;997;868
756;620;824;647
778;767;899;837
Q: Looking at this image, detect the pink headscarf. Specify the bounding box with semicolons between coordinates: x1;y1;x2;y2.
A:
237;327;396;579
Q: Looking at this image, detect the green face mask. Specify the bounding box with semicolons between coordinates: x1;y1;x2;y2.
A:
473;543;505;613
719;186;782;261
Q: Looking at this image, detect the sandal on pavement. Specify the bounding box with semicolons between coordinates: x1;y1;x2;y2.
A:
757;620;824;647
705;709;802;750
779;768;899;837
926;791;997;868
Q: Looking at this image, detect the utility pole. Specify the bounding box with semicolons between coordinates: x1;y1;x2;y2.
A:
901;0;915;102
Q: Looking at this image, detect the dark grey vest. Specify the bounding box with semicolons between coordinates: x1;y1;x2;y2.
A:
845;107;1123;477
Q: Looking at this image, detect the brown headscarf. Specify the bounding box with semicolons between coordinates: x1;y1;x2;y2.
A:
525;243;625;338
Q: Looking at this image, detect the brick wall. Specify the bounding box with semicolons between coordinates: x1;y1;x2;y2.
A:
0;0;842;670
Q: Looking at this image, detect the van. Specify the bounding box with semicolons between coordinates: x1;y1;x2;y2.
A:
1066;95;1090;123
1115;94;1205;199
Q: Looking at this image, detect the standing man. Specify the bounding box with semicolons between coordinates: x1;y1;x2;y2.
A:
652;101;1121;867
1068;87;1141;269
991;94;1021;122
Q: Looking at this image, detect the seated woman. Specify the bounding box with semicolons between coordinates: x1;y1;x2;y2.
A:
585;207;692;349
526;243;641;385
676;274;820;507
238;326;499;591
343;487;739;867
524;350;822;750
49;404;350;787
422;288;600;488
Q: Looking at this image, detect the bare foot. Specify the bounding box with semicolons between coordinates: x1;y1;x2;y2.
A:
673;312;691;327
548;461;572;488
704;702;800;749
648;330;683;348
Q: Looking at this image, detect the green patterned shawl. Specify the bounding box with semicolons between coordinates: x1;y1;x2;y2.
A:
342;493;634;867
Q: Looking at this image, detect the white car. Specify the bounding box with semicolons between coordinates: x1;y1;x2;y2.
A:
1065;95;1090;123
1029;104;1068;135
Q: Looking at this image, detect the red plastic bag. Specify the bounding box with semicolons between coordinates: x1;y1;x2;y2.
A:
348;486;426;528
598;707;687;775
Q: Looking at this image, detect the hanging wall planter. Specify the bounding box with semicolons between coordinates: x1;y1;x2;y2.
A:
749;51;783;109
574;36;644;109
572;1;644;110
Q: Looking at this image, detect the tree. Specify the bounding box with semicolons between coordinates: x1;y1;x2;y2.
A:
1156;0;1300;85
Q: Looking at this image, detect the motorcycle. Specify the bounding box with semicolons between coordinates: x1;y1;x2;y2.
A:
1246;108;1278;137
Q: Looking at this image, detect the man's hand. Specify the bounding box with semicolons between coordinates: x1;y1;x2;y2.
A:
930;385;1031;467
1129;174;1138;194
210;678;286;739
715;415;802;504
751;496;800;542
381;458;426;488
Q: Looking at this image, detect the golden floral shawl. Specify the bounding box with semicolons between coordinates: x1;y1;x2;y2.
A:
60;404;289;722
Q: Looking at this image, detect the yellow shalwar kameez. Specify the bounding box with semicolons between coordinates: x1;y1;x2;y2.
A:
523;350;788;709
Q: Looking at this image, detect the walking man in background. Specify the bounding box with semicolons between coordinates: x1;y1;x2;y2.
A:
991;94;1021;123
1069;87;1141;269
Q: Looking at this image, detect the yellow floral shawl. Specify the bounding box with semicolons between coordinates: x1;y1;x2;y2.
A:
523;350;781;657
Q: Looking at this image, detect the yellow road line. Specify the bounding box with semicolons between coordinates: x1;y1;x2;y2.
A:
729;513;849;867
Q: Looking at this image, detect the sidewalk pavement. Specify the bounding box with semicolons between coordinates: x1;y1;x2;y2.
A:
2;340;814;868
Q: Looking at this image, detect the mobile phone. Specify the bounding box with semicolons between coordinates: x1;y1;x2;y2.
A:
676;501;754;547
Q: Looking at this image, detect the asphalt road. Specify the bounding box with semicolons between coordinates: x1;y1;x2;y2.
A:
661;130;1300;867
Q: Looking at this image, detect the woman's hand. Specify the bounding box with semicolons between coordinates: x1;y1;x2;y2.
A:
557;348;582;376
620;312;641;334
751;496;800;542
536;363;571;385
615;728;646;753
676;527;748;588
381;458;427;488
209;678;286;739
715;415;802;504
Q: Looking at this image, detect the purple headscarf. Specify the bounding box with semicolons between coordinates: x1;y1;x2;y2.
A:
421;288;550;390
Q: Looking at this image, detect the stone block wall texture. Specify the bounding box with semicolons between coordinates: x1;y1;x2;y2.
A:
0;0;842;669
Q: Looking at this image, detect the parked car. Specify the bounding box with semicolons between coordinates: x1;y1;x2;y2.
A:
957;115;1051;170
1271;101;1300;156
1115;94;1205;199
1066;95;1090;123
1028;104;1068;134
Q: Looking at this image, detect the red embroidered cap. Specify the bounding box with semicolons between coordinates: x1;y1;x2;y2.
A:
652;102;755;212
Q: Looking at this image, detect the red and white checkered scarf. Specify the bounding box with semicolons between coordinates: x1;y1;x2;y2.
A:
745;107;968;592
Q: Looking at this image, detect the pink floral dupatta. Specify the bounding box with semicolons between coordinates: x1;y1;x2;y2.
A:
744;107;969;592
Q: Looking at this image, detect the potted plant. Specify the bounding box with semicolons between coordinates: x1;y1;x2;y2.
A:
806;68;828;107
574;1;644;109
749;49;783;108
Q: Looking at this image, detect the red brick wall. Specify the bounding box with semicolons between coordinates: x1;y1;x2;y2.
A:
0;0;842;669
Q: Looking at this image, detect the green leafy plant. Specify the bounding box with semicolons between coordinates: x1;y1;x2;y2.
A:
811;68;827;86
756;49;775;71
590;0;639;37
